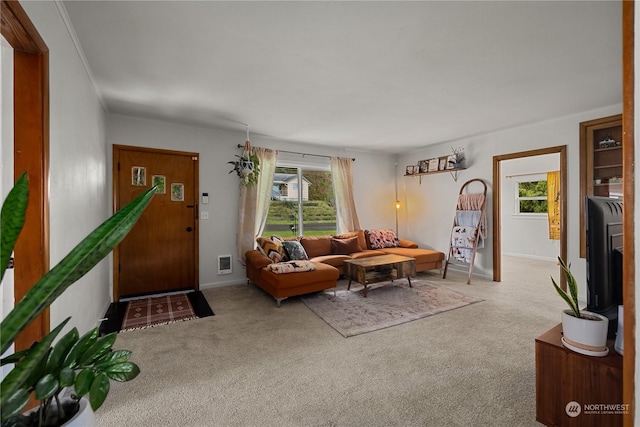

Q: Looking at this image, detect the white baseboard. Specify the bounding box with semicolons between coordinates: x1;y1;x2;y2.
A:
502;252;556;262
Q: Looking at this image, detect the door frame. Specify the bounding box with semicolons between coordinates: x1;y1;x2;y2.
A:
112;144;200;301
1;0;50;351
492;145;567;286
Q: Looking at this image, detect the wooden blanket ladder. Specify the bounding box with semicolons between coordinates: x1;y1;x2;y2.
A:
442;178;488;284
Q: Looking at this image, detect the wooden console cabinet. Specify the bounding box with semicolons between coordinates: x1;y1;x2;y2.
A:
535;324;623;426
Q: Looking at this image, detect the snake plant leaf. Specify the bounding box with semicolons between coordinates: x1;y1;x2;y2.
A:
74;368;95;397
0;172;28;282
62;328;98;369
0;348;30;366
551;276;578;315
0;388;30;423
0;186;156;356
0;319;69;415
88;372;110;411
558;257;580;317
45;327;79;375
77;332;117;366
104;361;140;382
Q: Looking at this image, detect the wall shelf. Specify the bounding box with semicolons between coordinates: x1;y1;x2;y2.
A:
405;167;466;184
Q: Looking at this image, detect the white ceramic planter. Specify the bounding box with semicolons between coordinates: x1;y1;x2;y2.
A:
22;396;95;427
561;309;609;356
63;398;96;427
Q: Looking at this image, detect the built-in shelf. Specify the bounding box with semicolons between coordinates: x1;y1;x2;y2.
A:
405;167;466;184
579;114;623;257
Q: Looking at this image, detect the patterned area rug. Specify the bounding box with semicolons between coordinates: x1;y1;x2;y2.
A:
121;293;197;331
99;291;215;334
301;279;483;337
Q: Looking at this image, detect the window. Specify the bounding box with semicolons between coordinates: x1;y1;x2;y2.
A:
515;180;548;214
264;165;336;237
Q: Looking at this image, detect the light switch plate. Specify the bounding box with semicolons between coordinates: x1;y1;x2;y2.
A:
200;211;209;220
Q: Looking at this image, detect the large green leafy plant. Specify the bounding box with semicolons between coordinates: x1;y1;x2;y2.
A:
0;173;155;426
551;256;581;318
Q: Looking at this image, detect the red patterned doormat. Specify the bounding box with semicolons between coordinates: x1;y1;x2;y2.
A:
121;293;198;331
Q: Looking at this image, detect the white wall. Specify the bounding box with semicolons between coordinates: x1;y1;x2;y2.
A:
397;104;621;296
501;153;560;260
107;114;395;289
21;2;109;334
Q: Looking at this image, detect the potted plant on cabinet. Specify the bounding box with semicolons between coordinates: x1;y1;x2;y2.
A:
551;257;609;356
0;173;155;426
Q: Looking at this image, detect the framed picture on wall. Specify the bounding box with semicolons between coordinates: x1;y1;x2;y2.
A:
171;183;184;202
418;160;429;173
152;175;166;194
438;156;447;171
132;166;146;186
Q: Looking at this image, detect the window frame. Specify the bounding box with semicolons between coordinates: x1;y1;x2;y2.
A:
514;178;549;216
267;159;335;237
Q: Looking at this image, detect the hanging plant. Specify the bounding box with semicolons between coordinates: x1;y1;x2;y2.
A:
228;138;260;187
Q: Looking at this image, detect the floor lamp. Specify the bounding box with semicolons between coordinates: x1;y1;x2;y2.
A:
395;200;401;236
394;162;400;236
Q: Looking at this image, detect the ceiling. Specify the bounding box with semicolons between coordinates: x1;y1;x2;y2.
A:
62;1;622;154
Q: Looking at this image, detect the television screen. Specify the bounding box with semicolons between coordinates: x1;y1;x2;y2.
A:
585;196;623;336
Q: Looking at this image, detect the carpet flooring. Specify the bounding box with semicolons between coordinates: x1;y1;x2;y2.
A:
301;279;483;337
99;291;214;334
96;257;566;426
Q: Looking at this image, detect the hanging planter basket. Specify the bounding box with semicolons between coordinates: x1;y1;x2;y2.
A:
229;140;260;187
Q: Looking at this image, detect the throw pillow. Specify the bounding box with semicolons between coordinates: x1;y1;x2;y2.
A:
300;236;332;258
366;228;400;249
330;236;362;255
266;260;317;274
282;240;309;260
334;230;367;251
256;236;286;262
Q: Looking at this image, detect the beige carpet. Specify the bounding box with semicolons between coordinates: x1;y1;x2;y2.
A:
301;279;483;337
97;256;565;426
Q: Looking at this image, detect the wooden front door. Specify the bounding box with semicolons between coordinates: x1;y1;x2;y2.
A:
113;145;199;300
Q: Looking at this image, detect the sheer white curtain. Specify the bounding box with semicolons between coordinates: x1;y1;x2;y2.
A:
237;147;277;263
331;157;361;234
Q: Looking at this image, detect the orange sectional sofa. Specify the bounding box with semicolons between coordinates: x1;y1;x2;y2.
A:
245;229;444;306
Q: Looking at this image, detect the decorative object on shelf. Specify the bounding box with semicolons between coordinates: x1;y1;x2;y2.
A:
418;160;429;173
228;126;261;187
405;165;416;175
551;257;609;357
598;134;619;148
427;158;439;172
0;173;151;427
448;147;465;169
438;157;447;171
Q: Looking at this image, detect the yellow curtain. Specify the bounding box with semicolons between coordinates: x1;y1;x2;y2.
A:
547;171;560;240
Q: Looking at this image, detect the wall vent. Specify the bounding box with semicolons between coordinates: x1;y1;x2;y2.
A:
218;254;232;275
